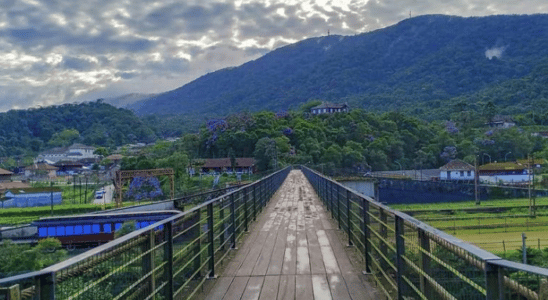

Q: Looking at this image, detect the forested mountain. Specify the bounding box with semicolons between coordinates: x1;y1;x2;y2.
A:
128;14;548;124
0;101;156;157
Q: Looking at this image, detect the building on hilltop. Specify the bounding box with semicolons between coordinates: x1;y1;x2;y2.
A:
485;115;515;128
439;159;475;181
310;102;350;115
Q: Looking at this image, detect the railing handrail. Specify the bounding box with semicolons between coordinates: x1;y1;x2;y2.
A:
0;167;290;286
302;165;548;277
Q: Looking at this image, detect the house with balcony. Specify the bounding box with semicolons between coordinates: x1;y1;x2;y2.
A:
200;158;257;174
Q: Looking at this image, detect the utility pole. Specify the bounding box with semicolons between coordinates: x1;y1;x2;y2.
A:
50;181;54;216
529;154;536;216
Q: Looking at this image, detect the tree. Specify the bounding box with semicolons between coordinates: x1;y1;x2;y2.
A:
47;129;80;147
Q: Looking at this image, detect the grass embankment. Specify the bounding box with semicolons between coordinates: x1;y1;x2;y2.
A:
388;197;548;255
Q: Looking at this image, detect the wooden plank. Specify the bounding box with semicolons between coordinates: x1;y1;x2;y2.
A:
222;276;250;300
205;276;234;300
258;275;280;300
282;219;297;275
240;276;264;300
296;230;310;275
266;228;287;275
312;274;333;300
295;275;314;300
236;231;269;276
327;274;352;300
251;229;278;276
277;275;296;300
324;229;356;275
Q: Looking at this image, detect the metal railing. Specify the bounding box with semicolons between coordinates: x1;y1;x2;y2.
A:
0;167;290;300
302;166;548;300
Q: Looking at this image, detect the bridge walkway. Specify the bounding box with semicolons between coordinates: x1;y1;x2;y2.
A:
204;170;378;300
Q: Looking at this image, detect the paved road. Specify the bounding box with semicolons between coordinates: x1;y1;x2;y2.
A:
206;170;378;300
92;184;114;205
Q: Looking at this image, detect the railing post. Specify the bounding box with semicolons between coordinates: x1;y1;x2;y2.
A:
346;189;353;246
337;184;341;229
395;215;405;300
379;208;388;269
207;202;215;278
253;185;257;221
362;198;371;273
36;272;55;300
418;228;432;299
230;193;236;249
194;208;202;277
142;230;155;295
324;179;328;204
330;183;334;217
220;197;225;250
244;188;249;232
164;221;174;300
485;261;504;300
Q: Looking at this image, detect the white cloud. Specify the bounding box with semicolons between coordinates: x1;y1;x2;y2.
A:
0;0;547;111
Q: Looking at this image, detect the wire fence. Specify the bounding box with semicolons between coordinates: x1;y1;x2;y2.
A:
0;167;290;300
302;166;548;300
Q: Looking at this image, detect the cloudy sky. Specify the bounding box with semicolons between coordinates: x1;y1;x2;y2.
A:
1;0;547;112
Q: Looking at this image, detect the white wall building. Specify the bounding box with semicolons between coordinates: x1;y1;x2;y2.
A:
440;159;475;181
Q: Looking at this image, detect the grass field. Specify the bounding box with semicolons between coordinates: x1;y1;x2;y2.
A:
389;197;548;256
391;197;548;211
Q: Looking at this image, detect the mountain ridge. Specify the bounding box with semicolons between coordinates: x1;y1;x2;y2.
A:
127;14;548;122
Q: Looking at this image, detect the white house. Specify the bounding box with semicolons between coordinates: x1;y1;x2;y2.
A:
440;159;475;181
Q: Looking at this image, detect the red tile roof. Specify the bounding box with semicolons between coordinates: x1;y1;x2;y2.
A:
440;159;474;171
202;158;256;168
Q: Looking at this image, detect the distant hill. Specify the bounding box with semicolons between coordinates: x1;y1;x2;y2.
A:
128;14;548;122
0;101;156;157
103;93;156;109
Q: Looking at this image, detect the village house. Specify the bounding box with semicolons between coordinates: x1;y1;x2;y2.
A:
439;159;475;181
36;143;98;164
200;158;257;174
478;162;530;184
25;163;58;179
0;168;13;182
310;102;350;115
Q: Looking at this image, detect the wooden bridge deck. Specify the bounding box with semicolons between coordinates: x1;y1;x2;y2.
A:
204;170;378;300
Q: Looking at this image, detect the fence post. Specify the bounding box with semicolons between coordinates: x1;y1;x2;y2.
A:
207;202;215;278
164;221;174;300
395;215;405;300
485;261;504;300
362;198;371;273
244;188;249;232
346;189;353;247
418;228;432;299
230;193;236;249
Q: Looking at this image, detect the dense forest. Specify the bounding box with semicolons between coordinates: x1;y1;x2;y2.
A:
0;100;156;157
113;101;548;177
126;14;548;130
